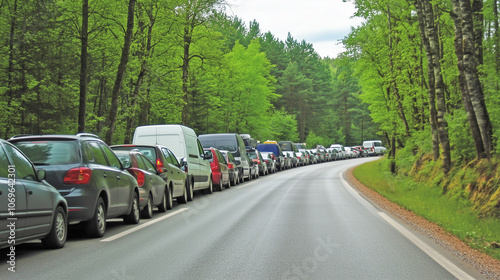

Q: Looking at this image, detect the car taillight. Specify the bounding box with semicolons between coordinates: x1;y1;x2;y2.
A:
130;168;145;187
228;163;234;169
64;167;92;184
156;158;164;173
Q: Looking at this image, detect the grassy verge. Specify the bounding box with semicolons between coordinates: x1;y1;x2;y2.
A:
353;158;500;260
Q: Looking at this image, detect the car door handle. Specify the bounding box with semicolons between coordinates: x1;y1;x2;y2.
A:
26;189;33;195
0;190;2;195
103;172;107;178
116;175;121;180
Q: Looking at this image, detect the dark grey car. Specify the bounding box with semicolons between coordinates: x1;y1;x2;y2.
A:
0;139;68;249
9;134;140;238
111;144;188;206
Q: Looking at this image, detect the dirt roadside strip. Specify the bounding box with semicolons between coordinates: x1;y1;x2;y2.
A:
344;167;500;280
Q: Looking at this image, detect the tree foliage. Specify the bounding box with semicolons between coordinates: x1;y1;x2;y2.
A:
0;0;375;151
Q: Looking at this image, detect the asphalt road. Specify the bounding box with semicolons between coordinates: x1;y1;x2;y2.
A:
0;157;481;279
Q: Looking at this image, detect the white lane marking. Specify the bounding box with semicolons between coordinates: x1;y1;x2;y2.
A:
341;171;474;279
378;212;474;280
100;208;188;242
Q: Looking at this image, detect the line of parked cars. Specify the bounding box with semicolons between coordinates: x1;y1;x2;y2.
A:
0;123;385;250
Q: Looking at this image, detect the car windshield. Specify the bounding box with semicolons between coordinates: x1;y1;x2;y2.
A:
14;140;80;165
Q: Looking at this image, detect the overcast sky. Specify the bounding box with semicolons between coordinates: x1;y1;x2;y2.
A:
225;0;364;58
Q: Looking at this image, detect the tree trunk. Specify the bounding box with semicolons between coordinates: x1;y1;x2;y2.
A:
424;0;451;174
416;0;452;174
450;2;485;159
181;24;191;126
414;0;440;161
78;0;89;133
456;0;493;158
105;0;136;144
4;0;18;138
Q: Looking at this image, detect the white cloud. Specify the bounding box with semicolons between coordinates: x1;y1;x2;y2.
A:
226;0;363;58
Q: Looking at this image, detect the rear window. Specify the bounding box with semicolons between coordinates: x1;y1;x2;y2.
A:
279;142;293;151
13;140;80;165
257;144;278;154
247;150;257;159
199;136;237;153
112;146;156;162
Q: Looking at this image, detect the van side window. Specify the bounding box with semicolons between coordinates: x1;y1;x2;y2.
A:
197;140;204;157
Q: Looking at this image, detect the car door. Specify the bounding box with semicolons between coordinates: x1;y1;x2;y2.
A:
0;143;28;244
100;143;133;216
3;143;49;239
138;155;165;205
161;148;184;197
85;141;120;217
217;150;229;184
196;139;211;189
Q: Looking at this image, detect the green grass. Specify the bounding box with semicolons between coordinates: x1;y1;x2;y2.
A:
353;159;500;260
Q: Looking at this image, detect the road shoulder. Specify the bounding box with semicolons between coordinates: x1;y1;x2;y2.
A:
344;166;500;279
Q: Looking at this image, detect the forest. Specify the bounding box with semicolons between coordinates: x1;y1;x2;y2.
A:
0;0;378;150
0;0;499;174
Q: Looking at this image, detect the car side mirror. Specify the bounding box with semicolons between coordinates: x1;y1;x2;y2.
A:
36;169;46;181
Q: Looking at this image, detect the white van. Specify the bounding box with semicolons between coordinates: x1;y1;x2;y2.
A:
133;125;213;197
362;140;386;156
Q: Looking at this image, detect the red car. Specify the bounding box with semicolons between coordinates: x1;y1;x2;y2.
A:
203;148;230;191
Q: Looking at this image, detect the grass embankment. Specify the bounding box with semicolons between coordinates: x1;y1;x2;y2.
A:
353;158;500;260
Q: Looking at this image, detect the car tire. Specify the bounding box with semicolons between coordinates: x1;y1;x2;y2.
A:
178;181;188;204
42;206;67;249
123;191;140;224
158;188;168;212
141;193;153;219
187;180;194;201
204;178;213;194
84;197;106;238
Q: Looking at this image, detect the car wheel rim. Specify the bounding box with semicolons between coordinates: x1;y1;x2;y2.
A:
97;204;105;233
147;197;153;216
162;192;167;209
133;196;140;221
56;212;66;242
167;190;172;207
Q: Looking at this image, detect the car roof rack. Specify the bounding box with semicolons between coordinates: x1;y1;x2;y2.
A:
76;133;100;139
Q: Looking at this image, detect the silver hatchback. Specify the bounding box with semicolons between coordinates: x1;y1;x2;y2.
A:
0;139;68;249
